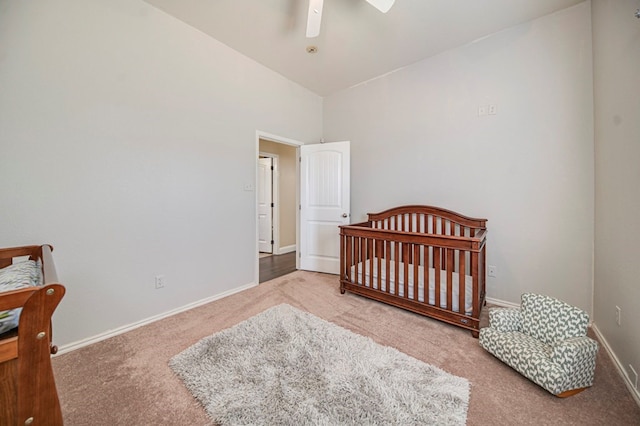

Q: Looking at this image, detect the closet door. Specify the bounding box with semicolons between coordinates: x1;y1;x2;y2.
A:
258;157;273;254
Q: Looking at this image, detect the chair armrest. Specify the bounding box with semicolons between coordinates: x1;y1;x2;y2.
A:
488;308;522;332
551;336;599;374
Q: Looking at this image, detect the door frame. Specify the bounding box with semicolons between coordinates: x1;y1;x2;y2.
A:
258;153;278;254
255;131;303;285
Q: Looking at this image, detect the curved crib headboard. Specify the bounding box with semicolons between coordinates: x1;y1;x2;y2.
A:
366;205;487;237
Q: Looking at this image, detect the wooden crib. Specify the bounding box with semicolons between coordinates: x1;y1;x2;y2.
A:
0;245;65;426
339;205;487;337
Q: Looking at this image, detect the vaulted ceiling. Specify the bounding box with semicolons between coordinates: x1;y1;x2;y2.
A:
145;0;585;96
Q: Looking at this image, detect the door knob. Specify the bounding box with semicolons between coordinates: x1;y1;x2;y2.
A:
342;213;348;218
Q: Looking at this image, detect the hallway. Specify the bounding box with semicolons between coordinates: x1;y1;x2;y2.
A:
259;252;296;283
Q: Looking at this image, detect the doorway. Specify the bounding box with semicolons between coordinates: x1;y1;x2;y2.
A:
256;132;301;283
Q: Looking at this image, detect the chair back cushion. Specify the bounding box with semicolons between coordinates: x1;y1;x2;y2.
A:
520;293;589;345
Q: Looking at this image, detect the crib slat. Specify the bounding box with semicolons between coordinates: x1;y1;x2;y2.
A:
376;239;382;291
481;242;486;300
403;243;409;300
345;235;352;282
472;251;479;318
423;244;429;306
413;244;420;301
340;234;344;279
434;247;441;307
351;236;357;281
447;248;454;311
354;237;360;284
362;237;369;287
367;238;374;288
393;242;398;297
459;249;466;314
340;234;344;282
385;240;391;294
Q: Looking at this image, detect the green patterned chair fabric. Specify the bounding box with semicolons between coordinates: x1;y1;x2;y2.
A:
479;293;598;396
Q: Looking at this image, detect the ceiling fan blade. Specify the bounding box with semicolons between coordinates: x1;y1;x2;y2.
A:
365;0;395;13
306;0;324;38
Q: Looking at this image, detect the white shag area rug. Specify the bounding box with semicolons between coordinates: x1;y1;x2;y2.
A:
169;304;469;425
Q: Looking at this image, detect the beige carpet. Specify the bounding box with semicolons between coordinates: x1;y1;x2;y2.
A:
52;271;640;425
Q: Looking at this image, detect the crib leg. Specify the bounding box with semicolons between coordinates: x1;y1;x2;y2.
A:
340;282;345;294
471;330;479;338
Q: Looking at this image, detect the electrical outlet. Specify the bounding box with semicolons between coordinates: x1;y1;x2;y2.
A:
487;265;497;278
629;365;638;390
488;104;497;115
478;105;488;117
155;275;165;289
615;306;621;326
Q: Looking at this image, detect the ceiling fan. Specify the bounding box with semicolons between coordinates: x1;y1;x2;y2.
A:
306;0;395;38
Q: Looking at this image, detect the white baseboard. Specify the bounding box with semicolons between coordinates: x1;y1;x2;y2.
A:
485;296;520;309
591;324;640;407
55;281;258;355
276;244;296;255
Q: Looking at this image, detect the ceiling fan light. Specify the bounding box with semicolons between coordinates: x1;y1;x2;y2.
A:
306;0;324;38
365;0;395;13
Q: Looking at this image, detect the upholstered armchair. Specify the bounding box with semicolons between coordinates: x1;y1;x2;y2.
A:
479;293;598;397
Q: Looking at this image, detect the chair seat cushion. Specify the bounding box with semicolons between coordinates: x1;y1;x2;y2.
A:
480;327;569;395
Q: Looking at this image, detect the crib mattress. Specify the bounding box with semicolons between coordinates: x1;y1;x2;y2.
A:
350;259;473;315
0;259;42;334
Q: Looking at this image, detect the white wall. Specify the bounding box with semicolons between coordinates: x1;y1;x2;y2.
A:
0;0;322;346
592;0;640;394
323;3;594;311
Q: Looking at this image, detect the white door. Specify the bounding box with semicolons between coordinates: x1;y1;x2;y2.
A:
258;157;273;253
300;141;350;274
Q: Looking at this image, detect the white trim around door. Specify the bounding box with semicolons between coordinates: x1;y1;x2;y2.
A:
255;131;303;285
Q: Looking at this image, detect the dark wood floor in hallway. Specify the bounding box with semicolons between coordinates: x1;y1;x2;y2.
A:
259;251;296;283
